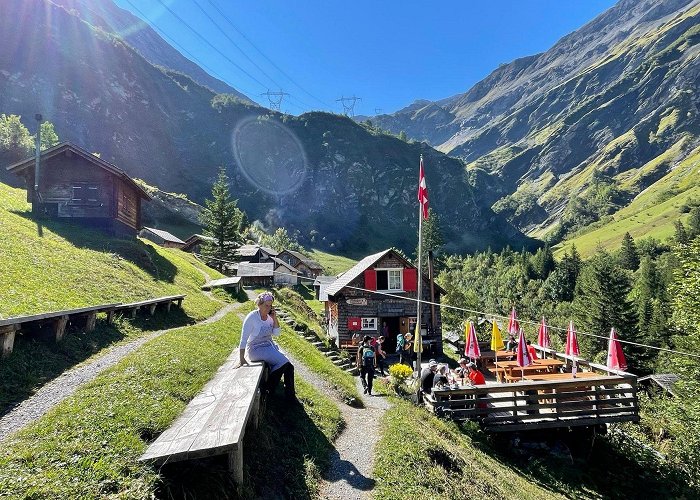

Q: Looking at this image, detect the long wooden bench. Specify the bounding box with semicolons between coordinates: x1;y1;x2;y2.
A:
0;303;119;358
140;357;266;485
113;294;185;318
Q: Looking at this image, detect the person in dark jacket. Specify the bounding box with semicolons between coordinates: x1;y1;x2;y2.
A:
420;359;438;395
356;335;377;395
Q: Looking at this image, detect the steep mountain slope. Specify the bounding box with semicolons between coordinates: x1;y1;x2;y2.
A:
0;0;529;256
368;0;700;240
50;0;245;98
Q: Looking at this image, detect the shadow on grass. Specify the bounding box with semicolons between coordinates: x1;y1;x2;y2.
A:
11;210;178;282
0;308;195;417
154;393;334;499
461;424;697;499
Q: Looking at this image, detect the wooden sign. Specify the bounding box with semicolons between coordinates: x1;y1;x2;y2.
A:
346;298;367;306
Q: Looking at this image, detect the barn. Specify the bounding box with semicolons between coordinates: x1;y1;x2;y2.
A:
6;142;150;237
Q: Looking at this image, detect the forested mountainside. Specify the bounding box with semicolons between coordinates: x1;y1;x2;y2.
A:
365;0;700;242
0;0;530;256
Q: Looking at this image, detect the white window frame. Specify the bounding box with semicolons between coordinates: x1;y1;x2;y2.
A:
376;268;403;291
361;317;377;331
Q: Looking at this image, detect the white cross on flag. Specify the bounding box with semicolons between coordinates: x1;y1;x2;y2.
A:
418;156;429;220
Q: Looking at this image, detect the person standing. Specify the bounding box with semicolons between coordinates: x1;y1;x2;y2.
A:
376;335;387;376
404;332;414;369
396;332;405;364
238;291;295;400
356;335;377;395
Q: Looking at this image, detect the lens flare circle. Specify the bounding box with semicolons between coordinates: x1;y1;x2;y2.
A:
232;116;308;196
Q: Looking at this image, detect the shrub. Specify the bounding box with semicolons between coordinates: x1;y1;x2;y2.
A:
388;364;414;394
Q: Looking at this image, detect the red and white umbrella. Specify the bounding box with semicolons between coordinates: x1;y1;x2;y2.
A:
507;307;519;335
607;327;628;371
565;320;580;357
516;327;531;381
537;316;551;349
464;321;481;359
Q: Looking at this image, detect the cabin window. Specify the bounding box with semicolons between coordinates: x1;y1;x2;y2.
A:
361;317;377;331
376;268;403;291
71;182;99;204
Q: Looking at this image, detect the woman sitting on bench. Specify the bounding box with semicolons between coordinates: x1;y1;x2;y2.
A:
238;291;296;401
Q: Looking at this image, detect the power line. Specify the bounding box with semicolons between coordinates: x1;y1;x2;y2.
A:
204;0;334;110
120;0;259;99
260;90;290;111
336;95;361;117
192;253;700;361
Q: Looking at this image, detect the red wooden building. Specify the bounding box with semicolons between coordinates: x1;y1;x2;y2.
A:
6;143;150;237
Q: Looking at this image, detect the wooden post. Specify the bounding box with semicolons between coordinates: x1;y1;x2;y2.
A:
228;444;244;484
148;304;157;316
1;325;17;358
130;307;137;319
54;315;69;342
85;312;97;332
106;310;115;324
166;301;172;312
176;298;183;308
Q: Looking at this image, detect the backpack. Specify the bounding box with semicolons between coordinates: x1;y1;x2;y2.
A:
362;346;375;366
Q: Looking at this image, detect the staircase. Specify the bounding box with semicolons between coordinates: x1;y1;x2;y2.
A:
277;309;359;376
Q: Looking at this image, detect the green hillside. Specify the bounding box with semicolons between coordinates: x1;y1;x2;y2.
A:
0;182;221;319
554;144;700;256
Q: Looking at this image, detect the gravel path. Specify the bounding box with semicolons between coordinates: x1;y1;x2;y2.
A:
0;301;241;443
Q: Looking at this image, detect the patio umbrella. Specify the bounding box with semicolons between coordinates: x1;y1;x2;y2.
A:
507;307;519;335
607;327;628;371
464;321;481;360
516;326;532;380
565;320;580;357
537;317;551;351
491;319;504;370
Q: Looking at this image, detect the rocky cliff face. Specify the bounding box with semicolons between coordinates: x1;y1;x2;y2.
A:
365;0;700;238
0;0;529;256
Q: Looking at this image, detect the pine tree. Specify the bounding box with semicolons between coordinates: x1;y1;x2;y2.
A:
674;220;689;245
415;208;445;273
619;232;640;270
199;168;245;272
573;248;636;361
530;244;555;279
687;207;700;240
38;121;60;150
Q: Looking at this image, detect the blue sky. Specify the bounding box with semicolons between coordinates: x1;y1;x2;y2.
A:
114;0;617;115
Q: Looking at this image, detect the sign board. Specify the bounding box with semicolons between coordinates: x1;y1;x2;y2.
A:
346;298;367;306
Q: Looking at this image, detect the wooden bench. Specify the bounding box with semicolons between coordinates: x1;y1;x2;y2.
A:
140;357;266;485
0;303;119;358
113;294;185;318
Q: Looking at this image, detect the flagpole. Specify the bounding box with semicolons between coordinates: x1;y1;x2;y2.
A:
415;155;424;376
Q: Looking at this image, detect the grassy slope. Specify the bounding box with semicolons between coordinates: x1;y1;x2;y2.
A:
0;183;218;318
308;248;357;276
373;397;690;499
554;144;700;257
0;312;343;498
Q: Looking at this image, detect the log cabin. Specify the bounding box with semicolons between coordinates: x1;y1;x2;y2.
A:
6;142;150;237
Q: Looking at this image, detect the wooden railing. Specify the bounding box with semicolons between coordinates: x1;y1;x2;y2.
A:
426;375;639;432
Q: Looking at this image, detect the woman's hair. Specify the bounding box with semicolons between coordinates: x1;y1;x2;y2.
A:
438;364;448;376
255;291;274;306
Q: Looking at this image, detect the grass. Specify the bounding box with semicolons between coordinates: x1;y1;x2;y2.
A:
308;248;357;276
372;395;694;499
0;183;220;319
0;312;344;498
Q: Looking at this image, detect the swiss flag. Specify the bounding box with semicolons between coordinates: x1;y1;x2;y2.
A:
418;156;429;220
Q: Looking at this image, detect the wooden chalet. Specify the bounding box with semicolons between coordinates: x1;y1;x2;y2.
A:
271;257;300;285
324;248;444;354
236;244;278;263
277;249;323;278
181;234;214;253
6;142;150;237
139;227;185;249
313;275;337;301
236;262;274;287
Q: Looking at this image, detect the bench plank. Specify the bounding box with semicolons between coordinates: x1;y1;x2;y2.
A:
140;360;263;464
0;303;120;328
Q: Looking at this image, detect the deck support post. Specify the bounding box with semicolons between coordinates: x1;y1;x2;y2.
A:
1;326;17;358
228;443;244;485
85;312;97;332
54;315;69;342
148;304;157;316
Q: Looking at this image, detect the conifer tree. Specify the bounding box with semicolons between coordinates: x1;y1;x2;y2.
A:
415;208;445;272
674;220;689;245
531;244;555;279
200;168;244;272
573;248;636;361
687;207;700;240
619;232;640;270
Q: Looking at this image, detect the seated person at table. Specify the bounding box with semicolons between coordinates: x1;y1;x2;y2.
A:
526;340;539;360
420;359;438;395
454;358;470;384
432;364;450;389
467;362;486;385
505;334;517;352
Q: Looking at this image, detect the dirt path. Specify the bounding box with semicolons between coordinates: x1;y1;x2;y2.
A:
0;299;242;443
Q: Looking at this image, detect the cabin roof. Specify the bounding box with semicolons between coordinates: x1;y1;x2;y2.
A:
638;374;679;395
141;227;185;244
7;142;151;200
279;249;323;270
271;257;299;274
237;262;274;277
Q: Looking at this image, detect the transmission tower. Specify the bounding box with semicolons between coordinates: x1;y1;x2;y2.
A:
261;89;289;111
336;95;361;117
374;107;382;115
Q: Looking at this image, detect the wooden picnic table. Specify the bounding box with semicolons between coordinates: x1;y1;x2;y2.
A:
494;359;564;380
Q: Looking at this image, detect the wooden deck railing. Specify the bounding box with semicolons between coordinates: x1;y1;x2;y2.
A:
426;374;639;432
